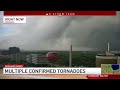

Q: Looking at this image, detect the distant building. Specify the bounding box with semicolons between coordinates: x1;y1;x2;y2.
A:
96;43;120;67
9;47;20;54
96;51;120;67
1;50;10;55
0;51;1;55
0;47;20;61
26;54;49;65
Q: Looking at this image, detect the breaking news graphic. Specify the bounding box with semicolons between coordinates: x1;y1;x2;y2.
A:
0;11;120;79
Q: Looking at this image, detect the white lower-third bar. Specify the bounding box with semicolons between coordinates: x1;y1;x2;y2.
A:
3;68;101;75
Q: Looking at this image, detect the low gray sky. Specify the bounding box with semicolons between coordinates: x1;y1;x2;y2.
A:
0;11;120;51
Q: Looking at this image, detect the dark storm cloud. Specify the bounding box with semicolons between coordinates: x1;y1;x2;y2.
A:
0;16;73;50
0;12;120;51
65;15;120;51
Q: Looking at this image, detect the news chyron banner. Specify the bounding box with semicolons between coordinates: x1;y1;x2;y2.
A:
2;11;117;24
3;64;120;79
3;65;101;75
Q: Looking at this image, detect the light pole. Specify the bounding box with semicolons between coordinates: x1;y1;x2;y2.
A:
69;44;72;67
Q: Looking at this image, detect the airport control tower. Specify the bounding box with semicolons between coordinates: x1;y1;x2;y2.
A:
96;42;120;67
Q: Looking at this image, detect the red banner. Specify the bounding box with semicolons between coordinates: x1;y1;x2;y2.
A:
87;74;120;79
4;64;24;68
4;11;116;16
